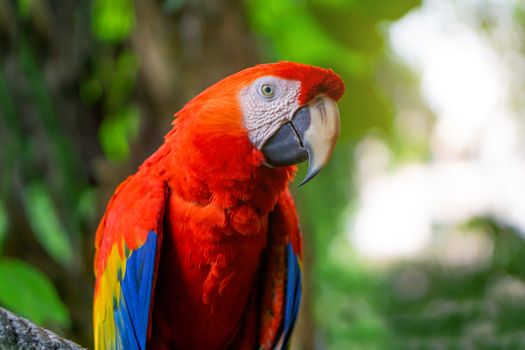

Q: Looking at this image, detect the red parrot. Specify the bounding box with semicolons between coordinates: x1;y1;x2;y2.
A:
93;62;345;350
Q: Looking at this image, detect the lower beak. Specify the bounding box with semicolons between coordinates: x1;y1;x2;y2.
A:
261;95;341;185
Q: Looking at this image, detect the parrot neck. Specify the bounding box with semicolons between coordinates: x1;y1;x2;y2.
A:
143;126;296;215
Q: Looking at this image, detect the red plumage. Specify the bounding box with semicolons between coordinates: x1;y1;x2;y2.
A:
94;62;345;349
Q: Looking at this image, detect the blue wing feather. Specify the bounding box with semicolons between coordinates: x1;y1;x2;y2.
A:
113;231;157;350
279;242;302;349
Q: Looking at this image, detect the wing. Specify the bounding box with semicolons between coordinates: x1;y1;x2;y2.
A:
93;174;167;350
259;189;303;350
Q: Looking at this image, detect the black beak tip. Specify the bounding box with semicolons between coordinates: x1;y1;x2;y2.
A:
298;165;321;187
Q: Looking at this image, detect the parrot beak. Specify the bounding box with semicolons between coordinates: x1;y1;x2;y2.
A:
261;95;341;185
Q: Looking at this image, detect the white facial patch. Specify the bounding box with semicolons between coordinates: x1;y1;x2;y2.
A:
239;76;301;149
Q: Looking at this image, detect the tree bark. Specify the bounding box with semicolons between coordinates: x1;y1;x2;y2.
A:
0;307;85;350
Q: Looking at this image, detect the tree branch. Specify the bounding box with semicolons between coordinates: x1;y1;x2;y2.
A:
0;307;85;350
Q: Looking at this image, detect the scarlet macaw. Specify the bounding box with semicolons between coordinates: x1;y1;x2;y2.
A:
93;62;345;350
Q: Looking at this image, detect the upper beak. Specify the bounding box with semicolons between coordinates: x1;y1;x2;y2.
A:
261;95;340;185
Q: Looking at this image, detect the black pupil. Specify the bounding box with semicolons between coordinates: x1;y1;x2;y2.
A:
264;86;272;94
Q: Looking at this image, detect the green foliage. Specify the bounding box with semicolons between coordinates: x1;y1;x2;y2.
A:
4;0;140;336
18;39;87;215
306;0;420;20
0;64;23;202
93;49;140;162
17;0;32;19
0;259;70;328
314;224;525;349
77;189;98;229
91;0;135;42
0;200;7;254
23;182;73;267
105;51;139;110
79;78;103;105
163;0;186;14
1;24;88;334
99;105;140;161
379;221;525;349
247;0;369;75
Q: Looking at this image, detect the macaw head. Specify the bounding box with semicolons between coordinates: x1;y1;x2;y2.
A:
174;61;345;185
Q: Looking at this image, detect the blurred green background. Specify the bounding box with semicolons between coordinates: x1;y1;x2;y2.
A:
3;0;525;348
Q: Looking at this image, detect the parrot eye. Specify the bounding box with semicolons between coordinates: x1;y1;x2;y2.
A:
260;83;275;98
